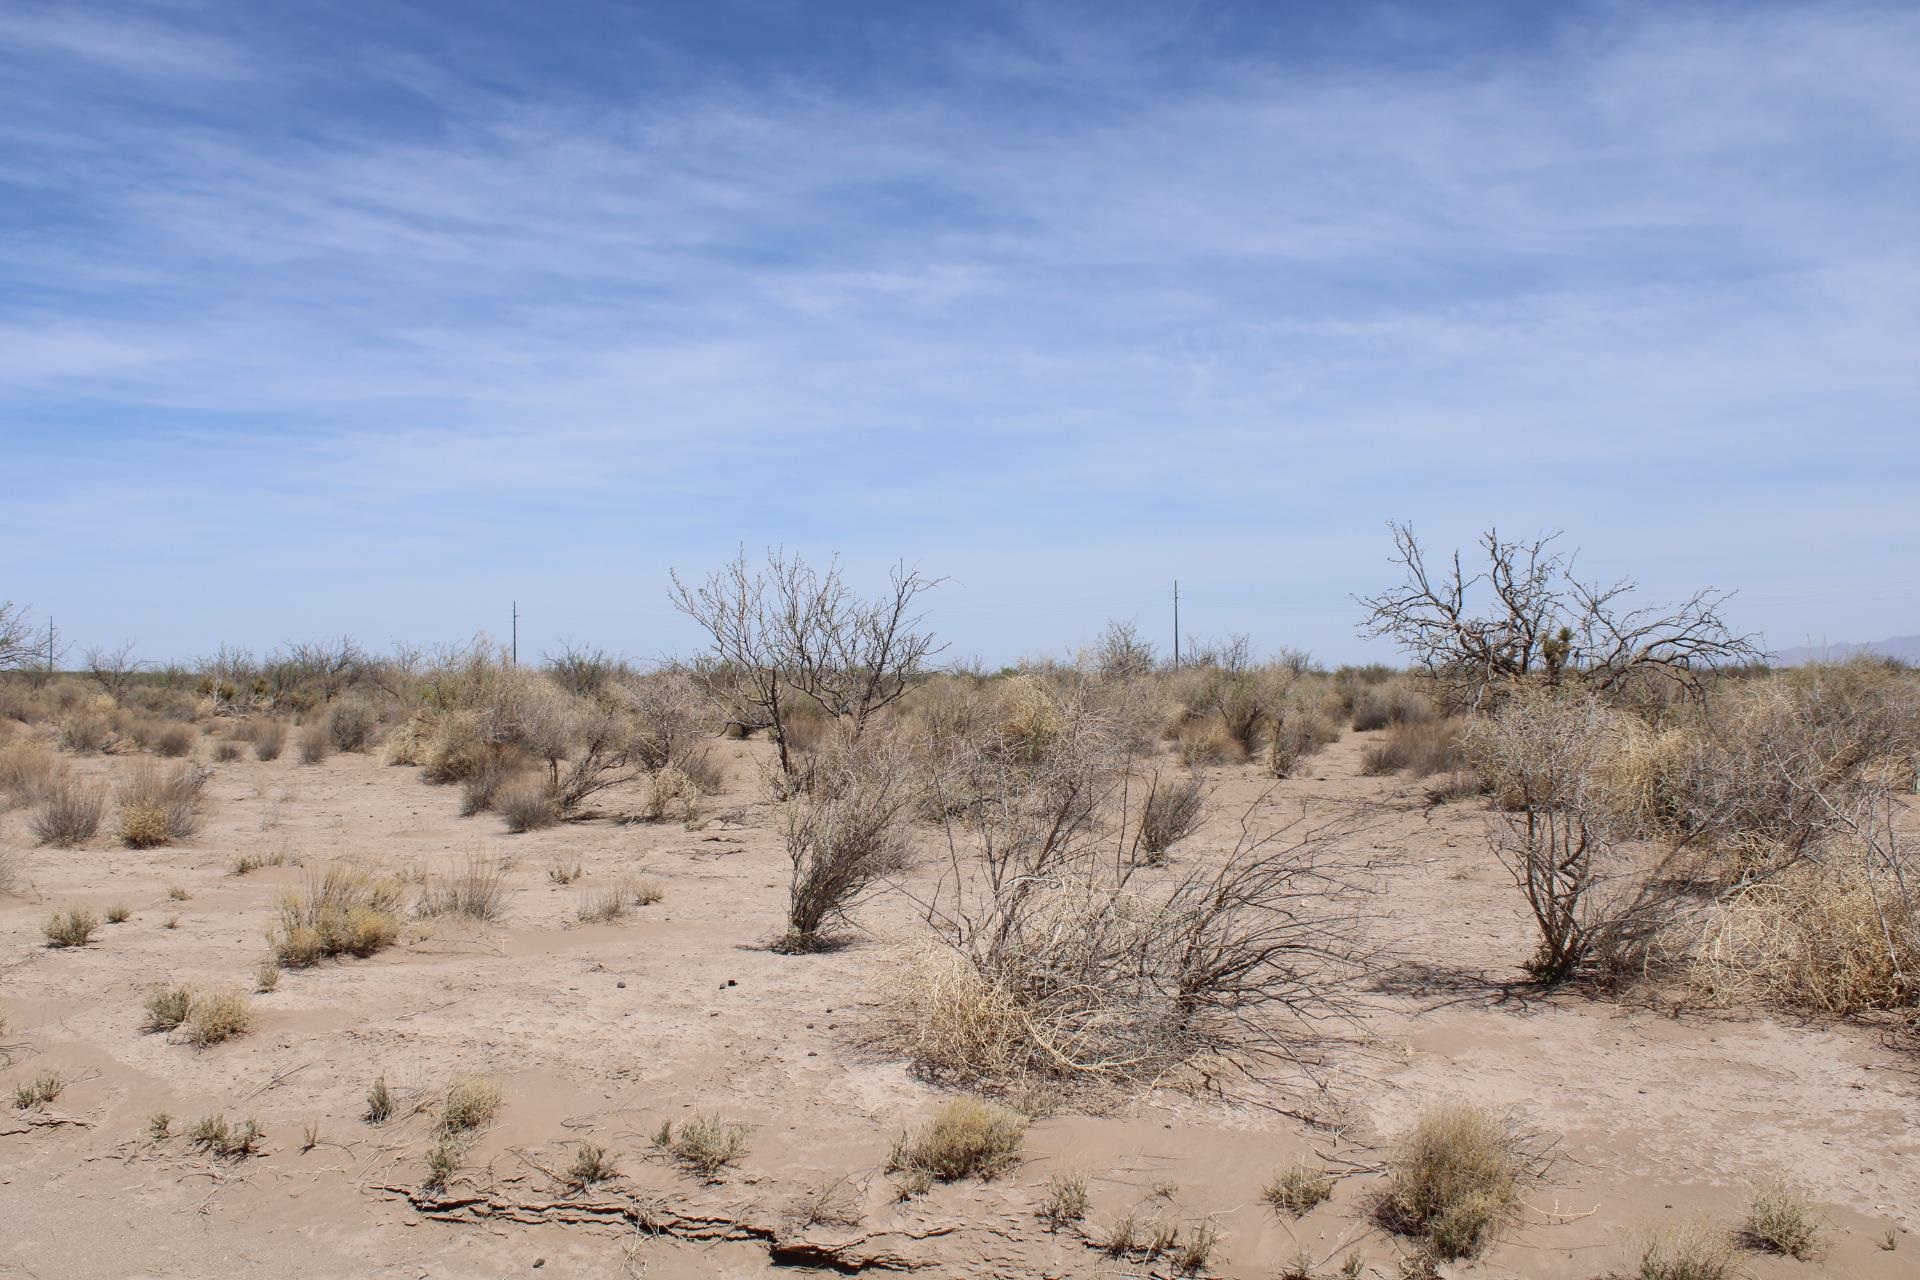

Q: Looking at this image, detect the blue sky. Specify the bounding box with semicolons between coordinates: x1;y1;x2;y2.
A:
2;0;1916;667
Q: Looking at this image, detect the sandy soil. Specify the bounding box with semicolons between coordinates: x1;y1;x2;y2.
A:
2;728;1913;1279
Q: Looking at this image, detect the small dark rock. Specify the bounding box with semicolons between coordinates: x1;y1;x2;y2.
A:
616;981;626;989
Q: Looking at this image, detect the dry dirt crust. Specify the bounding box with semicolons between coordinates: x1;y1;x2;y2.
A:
2;731;1913;1278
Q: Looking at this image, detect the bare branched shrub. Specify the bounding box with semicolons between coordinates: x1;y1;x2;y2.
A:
59;711;112;753
1466;692;1682;983
272;863;405;965
1376;1104;1526;1260
117;762;208;848
776;739;916;952
1134;770;1204;862
640;764;699;823
892;722;1367;1090
1267;708;1339;779
623;669;713;772
1359;523;1759;712
416;855;511;923
31;774;105;847
496;779;561;832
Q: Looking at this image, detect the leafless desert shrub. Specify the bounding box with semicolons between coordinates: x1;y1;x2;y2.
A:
623;669;713;771
438;1075;502;1135
677;747;727;794
1134;770;1204;861
495;778;561;831
892;740;1367;1090
326;699;377;752
211;740;242;762
653;1112;748;1180
272;863;405;965
1264;1159;1335;1216
456;744;530;815
182;987;255;1046
1466;692;1681;983
1741;1180;1821;1259
1362;718;1466;777
1375;1104;1525;1260
297;721;332;764
43;908;100;947
59;711;113;753
888;1097;1025;1184
253;721;287;761
31;774;105;847
416;855;511;922
775;738;916;952
1633;1217;1739;1280
117;761;207;847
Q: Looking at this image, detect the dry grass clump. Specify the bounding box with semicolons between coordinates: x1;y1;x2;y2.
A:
297;721;332;764
211;740;242;762
888;1097;1026;1185
1177;717;1245;767
1135;771;1204;862
1350;680;1435;731
145;984;194;1030
567;1140;618;1188
576;877;664;923
1695;851;1917;1016
1375;1104;1525;1260
182;987;255;1046
253;721;287;761
43;908;100;947
1632;1217;1739;1280
59;711;113;753
105;902;131;922
30;775;106;847
1264;1159;1335;1216
1362;718;1466;777
229;847;287;875
116;762;207;848
641;764;700;823
1741;1180;1821;1259
495;778;561;831
152;722;195;757
0;739;58;805
271;863;405;965
416;855;511;922
438;1074;503;1135
188;1113;263;1158
13;1070;65;1110
1039;1170;1090;1230
326;699;377;752
654;1112;749;1180
365;1075;394;1123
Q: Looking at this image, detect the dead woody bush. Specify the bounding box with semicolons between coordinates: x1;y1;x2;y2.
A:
776;737;917;952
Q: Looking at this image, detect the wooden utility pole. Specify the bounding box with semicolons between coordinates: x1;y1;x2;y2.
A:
1172;582;1180;670
511;601;519;666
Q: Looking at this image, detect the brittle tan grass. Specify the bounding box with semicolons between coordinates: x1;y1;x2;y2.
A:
1376;1104;1525;1261
888;1097;1026;1184
1264;1159;1335;1216
43;908;100;948
1633;1217;1740;1280
438;1075;502;1135
653;1112;749;1180
272;863;405;966
116;761;207;848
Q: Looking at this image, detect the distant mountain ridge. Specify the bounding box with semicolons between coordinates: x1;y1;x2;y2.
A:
1768;635;1920;666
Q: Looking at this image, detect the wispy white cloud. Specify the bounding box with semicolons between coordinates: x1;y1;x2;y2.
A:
1;2;1916;661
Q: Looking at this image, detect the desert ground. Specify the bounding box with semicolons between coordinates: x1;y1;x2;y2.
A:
2;711;1912;1280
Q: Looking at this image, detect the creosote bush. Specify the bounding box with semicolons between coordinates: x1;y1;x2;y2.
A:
888;1097;1026;1185
1376;1104;1525;1261
654;1112;749;1180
